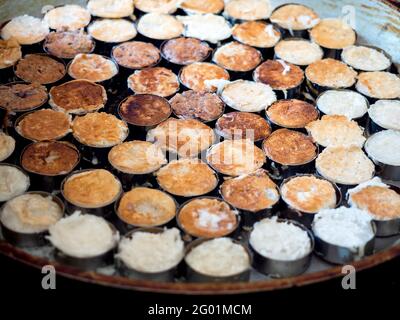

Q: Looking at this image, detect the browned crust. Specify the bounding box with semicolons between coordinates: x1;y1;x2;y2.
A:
72;112;127;147
17;109;70;141
155;159;218;197
147;118;215;157
161;37;211;65
216;112;271;141
0;83;48;111
108;140;166;174
266;99;319;128
305;58;357;88
213;42;262;72
68;54;117;82
262;128;317;165
112;41;160;69
232;21;280;48
180;0;225;14
117;187;176;227
49;80;107;114
44;31;95;59
169;90;224;121
310;19;356;49
281;175;337;213
0;38;21;68
15;54;65;84
119;94;171;126
254;60;304;90
179;63;230;92
63;169;121;207
128;67;179;97
206;139;266;176
220;169;279;212
270;5;319;30
351;186;400;219
178;198;238;238
21;141;79;176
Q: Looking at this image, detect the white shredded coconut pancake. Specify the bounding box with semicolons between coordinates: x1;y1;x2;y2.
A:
0;165;29;202
249;217;312;261
43;5;91;31
365;130;400;166
87;0;134;18
135;0;180;14
88;19;137;43
316;146;374;185
0;132;15;161
116;228;184;273
317;90;368;120
341;46;391;72
274;39;323;66
224;0;272;21
356;72;400;99
0;194;63;233
348;177;400;221
137;13;183;40
368;100;400;130
177;14;232;44
220;80;276;112
185;238;250;277
306;115;366;148
48;212;119;258
1;15;49;45
313;206;374;249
